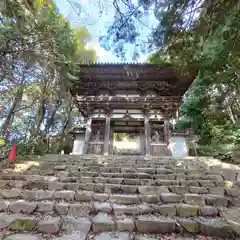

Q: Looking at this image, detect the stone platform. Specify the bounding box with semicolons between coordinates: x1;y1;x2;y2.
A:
0;154;240;239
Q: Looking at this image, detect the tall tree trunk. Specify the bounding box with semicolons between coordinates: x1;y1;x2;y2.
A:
218;85;236;124
44;100;62;136
0;86;24;139
35;98;47;137
59;103;73;152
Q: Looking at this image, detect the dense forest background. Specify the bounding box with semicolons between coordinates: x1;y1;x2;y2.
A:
0;0;96;155
0;0;239;158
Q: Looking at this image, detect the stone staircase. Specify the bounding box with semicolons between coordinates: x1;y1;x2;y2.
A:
0;154;240;240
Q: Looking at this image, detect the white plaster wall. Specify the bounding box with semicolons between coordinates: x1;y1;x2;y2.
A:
170;136;188;157
72;134;85;155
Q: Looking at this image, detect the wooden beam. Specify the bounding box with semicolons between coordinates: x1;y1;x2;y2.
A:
75;96;181;102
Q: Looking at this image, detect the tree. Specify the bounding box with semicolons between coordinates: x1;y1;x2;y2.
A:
0;0;96;155
102;0;240;155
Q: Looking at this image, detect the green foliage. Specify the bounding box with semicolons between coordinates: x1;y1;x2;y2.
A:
145;1;240;155
0;138;5;145
147;52;171;67
114;132;139;141
174;119;191;131
0;0;96;155
16;138;47;156
114;133;129;141
3;236;17;240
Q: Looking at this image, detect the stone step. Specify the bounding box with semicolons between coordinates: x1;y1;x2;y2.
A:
1;178;239;198
27;161;204;169
28;167;209;174
19;157;197;163
0;199;222;218
0;173;239;190
0;211;238;237
7;159;240;172
3;167;237;180
0;188;239;207
2;154;240;238
2;232;234;240
16;158;174;163
28;162;204;169
23;172;226;181
31;154;216;159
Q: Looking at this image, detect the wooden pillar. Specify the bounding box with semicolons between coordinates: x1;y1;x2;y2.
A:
109;127;114;155
140;131;145;155
144;115;150;156
103;116;111;155
164;118;171;155
83;117;92;154
164;118;170;143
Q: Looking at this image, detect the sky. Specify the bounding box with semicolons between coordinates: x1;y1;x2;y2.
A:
54;0;156;63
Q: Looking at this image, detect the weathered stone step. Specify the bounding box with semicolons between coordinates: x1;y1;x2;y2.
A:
17;163;239;175
9;161;239;177
2;168;234;181
3;232;235;240
1;173;239;191
23;158;194;164
2;154;240;238
28;172;229;183
40;158;174;162
0;199;222;218
27;167;210;174
0;188;239;207
27;162;183;167
1;178;239;198
0;211;238;237
20;158;170;163
33;154;216;160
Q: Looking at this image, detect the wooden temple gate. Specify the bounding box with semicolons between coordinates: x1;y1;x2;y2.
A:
70;63;194;156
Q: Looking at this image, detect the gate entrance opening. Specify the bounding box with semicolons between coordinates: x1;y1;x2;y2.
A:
113;132;141;155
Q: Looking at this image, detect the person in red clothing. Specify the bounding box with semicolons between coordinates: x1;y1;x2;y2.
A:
8;144;17;161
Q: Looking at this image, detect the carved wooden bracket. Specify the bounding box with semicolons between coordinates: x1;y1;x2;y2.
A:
103;81;117;96
138;82;148;96
142;104;151;117
122;110;134;121
103;103;113;117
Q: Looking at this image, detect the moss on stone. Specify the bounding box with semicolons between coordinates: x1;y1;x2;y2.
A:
169;186;187;195
177;204;199;217
159;204;177;217
181;221;199;233
190;170;201;174
28;181;47;189
10;219;37;230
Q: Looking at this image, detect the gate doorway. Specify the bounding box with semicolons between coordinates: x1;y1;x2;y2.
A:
113;132;141;155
